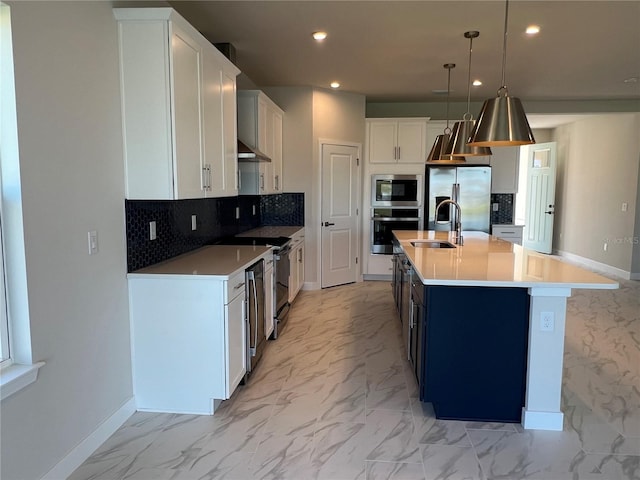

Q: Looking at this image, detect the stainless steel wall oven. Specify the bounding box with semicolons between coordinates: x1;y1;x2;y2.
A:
371;208;423;254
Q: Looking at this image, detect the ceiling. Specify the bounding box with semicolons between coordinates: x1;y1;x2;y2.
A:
169;1;640;127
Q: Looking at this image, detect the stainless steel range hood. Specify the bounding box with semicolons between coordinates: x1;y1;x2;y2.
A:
238;140;271;162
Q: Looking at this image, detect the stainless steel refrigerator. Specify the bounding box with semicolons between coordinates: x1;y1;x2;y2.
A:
425;166;491;233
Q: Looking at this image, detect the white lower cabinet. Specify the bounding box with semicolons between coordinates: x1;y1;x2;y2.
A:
289;229;305;303
225;273;247;396
129;271;247;415
264;256;275;339
366;254;394;277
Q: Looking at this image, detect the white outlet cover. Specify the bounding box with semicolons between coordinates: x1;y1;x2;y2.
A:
540;311;555;332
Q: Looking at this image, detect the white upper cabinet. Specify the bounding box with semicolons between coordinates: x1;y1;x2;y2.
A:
367;118;428;164
490;146;520;193
237;90;284;195
114;8;240;200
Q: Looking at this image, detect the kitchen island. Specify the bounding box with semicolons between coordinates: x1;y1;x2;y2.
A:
393;230;618;431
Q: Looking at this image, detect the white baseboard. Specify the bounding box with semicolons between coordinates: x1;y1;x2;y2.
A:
41;397;136;480
522;408;564;431
302;281;320;291
553;249;631;280
363;274;392;281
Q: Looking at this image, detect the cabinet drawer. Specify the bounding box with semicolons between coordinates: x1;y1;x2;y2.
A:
492;226;523;238
226;271;246;303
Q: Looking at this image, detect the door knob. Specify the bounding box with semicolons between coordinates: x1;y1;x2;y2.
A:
323;222;335;227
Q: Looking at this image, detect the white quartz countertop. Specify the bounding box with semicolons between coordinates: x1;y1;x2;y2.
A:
127;245;272;279
236;226;303;238
394;230;619;290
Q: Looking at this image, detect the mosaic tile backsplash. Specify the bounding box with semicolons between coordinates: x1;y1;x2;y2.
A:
126;193;304;272
490;193;515;225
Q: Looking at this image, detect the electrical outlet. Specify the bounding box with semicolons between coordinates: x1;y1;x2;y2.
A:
191;215;197;231
540;311;554;332
603;242;608;251
149;221;157;241
622;202;628;212
492;202;499;212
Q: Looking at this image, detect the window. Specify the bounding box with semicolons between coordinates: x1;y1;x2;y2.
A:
0;210;9;364
0;2;44;399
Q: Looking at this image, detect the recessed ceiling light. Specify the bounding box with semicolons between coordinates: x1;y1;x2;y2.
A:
330;82;340;89
472;80;482;86
312;31;327;41
525;25;540;35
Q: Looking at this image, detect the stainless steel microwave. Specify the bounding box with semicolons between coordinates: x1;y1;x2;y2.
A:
371;174;423;207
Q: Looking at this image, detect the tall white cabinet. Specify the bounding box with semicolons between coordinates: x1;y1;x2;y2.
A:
237;90;284;195
114;8;240;200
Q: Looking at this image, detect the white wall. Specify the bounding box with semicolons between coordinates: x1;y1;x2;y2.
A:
553;113;640;274
312;89;366;286
1;2;132;479
265;87;366;287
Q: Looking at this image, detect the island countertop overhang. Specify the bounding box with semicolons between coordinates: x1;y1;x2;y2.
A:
393;230;619;290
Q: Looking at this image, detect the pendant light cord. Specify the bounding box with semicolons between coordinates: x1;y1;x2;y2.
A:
446;65;452;132
501;0;509;90
465;36;473;117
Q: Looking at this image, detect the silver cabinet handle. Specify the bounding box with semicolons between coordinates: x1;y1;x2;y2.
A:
275;175;279;191
234;281;245;290
260;173;265;191
397;146;401;159
237;169;241;190
409;299;414;329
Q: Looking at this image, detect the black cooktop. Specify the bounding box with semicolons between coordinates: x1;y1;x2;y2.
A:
212;235;291;248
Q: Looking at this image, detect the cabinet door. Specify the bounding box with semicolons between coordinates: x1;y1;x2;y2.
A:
202;51;224;197
397;121;427;163
264;262;275;339
288;246;298;303
409;285;423;384
171;24;204;199
297;244;304;294
222;71;238;195
225;291;246;398
271;109;283;192
490;146;520;193
368;121;398;163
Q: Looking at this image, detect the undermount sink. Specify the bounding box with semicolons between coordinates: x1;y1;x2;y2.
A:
410;240;456;249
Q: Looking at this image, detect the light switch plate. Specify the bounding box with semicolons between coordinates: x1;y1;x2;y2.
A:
88;231;98;255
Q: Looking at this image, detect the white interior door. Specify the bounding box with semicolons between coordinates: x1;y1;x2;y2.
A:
523;142;557;254
321;143;359;288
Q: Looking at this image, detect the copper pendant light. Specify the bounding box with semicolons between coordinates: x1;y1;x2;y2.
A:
426;63;465;163
444;31;492;157
467;0;535;147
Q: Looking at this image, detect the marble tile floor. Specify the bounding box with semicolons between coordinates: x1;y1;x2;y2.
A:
70;277;639;480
